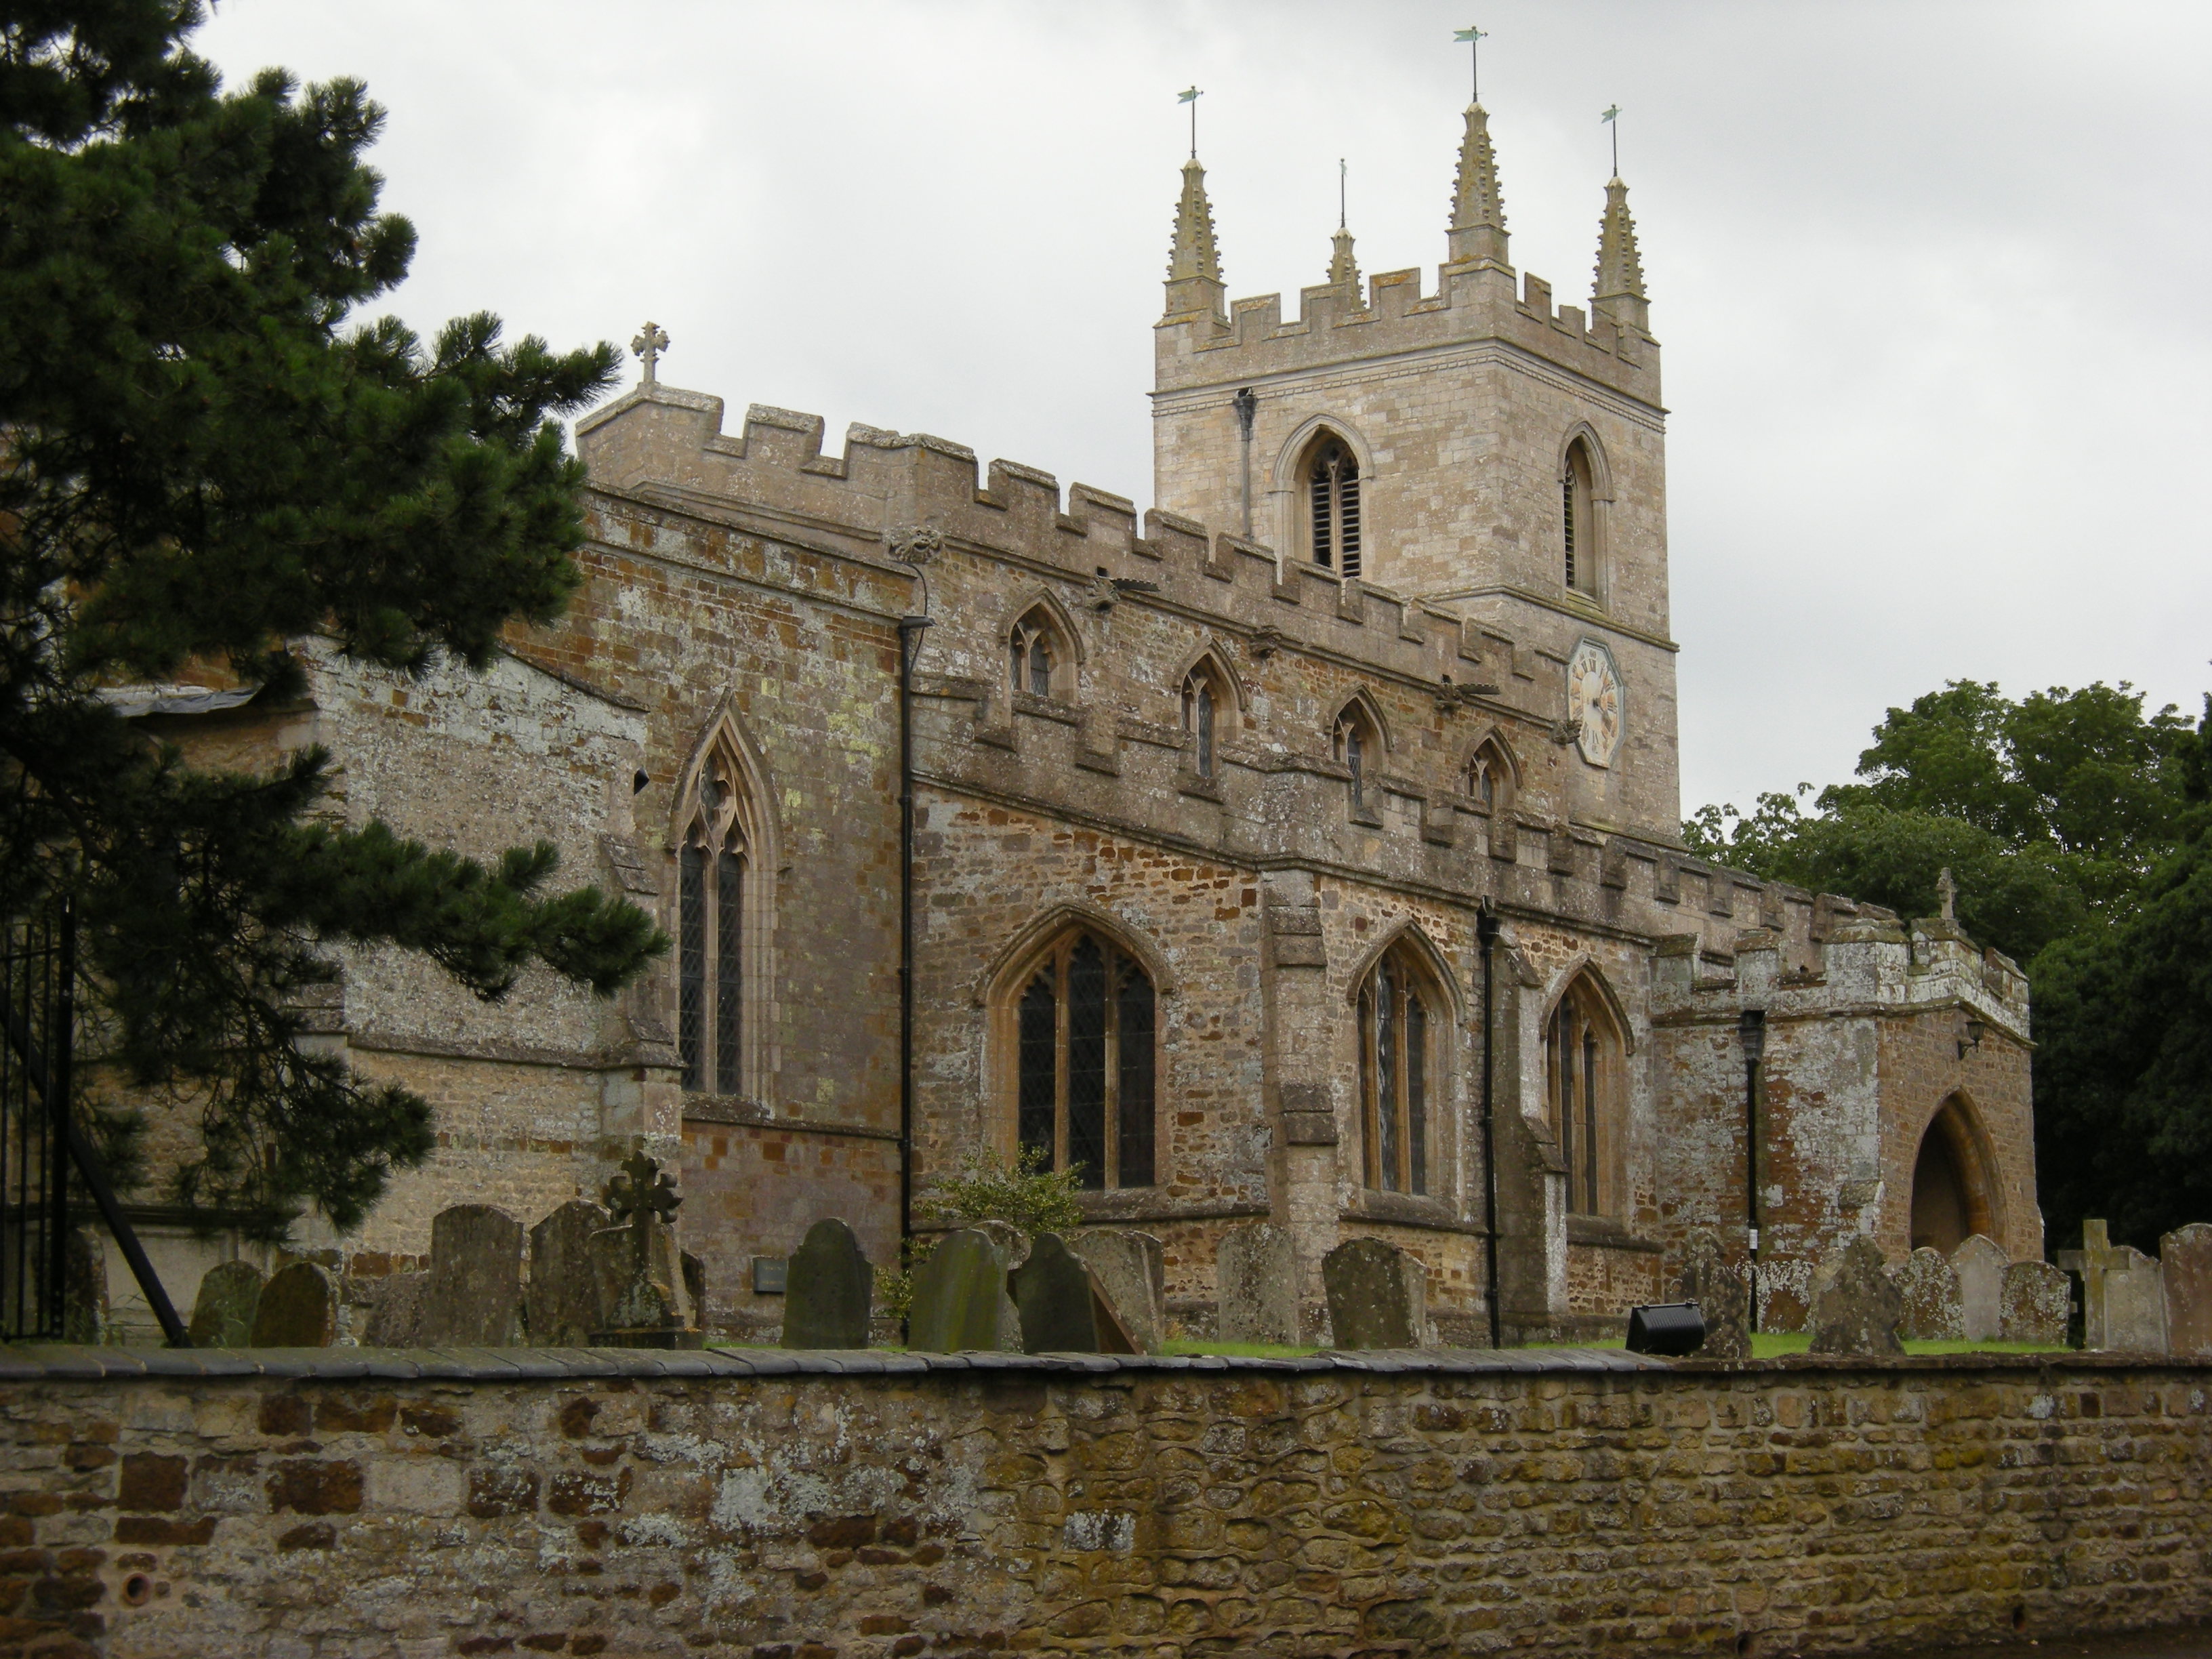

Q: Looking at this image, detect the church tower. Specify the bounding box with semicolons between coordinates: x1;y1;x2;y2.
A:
1150;107;1679;838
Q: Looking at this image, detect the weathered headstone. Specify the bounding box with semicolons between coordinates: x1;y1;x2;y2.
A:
1807;1237;1904;1356
526;1200;612;1346
187;1261;264;1348
1950;1234;2007;1345
1322;1236;1426;1350
1216;1221;1300;1347
2000;1261;2070;1345
1677;1231;1750;1360
251;1261;336;1347
2062;1221;2167;1353
1896;1247;1964;1343
419;1204;525;1347
1070;1229;1166;1354
1010;1233;1136;1354
782;1218;874;1349
2161;1223;2212;1358
905;1229;1008;1353
682;1251;708;1330
974;1221;1031;1351
363;1270;429;1347
590;1149;701;1348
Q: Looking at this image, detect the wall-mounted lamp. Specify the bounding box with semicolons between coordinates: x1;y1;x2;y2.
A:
1957;1014;1987;1060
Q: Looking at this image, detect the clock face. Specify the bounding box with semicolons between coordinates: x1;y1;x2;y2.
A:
1567;640;1624;768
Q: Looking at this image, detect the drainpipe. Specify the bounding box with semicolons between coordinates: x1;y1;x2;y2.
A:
1477;906;1502;1349
897;614;935;1251
1232;388;1258;539
1738;1006;1766;1334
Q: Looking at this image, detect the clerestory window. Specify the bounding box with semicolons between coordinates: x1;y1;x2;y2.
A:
1008;608;1064;699
1181;668;1219;778
1015;930;1157;1190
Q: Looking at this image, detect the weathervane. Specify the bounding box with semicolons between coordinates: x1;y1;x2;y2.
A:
1601;104;1622;176
1453;26;1488;103
1338;157;1347;230
631;321;669;386
1178;85;1202;158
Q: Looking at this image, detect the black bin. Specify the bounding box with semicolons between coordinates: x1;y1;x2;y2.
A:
1626;1300;1706;1356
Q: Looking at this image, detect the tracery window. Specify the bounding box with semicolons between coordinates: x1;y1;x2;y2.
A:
1334;704;1377;813
1561;437;1596;595
1015;930;1156;1189
1358;947;1433;1195
1544;971;1621;1216
1306;436;1362;580
1181;668;1219;777
678;750;747;1095
1008;607;1064;698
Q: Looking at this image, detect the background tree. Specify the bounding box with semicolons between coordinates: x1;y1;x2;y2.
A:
1;1;663;1229
1686;679;2209;1253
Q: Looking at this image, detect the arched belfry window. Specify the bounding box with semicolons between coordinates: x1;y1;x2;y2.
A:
678;744;751;1095
1544;970;1622;1216
1359;944;1437;1195
1015;929;1157;1190
1561;437;1597;596
1182;665;1221;778
1333;703;1378;813
1008;606;1067;699
1305;436;1362;580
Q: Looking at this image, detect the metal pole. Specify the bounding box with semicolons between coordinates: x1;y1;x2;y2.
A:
896;615;934;1262
1477;907;1502;1348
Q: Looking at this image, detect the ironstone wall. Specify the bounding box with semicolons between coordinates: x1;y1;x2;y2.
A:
0;1347;2206;1658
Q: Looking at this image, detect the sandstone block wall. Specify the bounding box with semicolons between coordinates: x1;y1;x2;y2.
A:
1;1348;2205;1659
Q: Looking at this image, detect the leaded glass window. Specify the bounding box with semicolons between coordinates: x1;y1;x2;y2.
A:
1544;973;1619;1216
1359;949;1431;1195
678;754;747;1095
1013;930;1157;1189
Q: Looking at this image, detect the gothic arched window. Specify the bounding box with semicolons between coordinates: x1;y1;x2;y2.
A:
1334;703;1378;813
1544;970;1622;1216
679;748;748;1096
1359;945;1435;1195
1015;930;1157;1190
1306;436;1362;580
1465;736;1514;813
1561;437;1597;596
1182;667;1220;778
1008;607;1066;699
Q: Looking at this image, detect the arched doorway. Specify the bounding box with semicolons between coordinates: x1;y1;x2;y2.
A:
1909;1096;1996;1254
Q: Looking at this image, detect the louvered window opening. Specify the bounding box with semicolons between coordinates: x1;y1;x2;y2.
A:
1359;953;1429;1195
1308;441;1362;581
1546;990;1607;1215
1017;932;1156;1190
1562;440;1595;594
1182;672;1216;777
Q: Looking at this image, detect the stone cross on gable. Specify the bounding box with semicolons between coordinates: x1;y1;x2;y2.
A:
631;321;670;385
604;1147;680;1273
1936;867;1957;922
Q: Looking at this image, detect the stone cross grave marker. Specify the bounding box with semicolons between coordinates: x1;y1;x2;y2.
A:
2000;1261;2070;1345
1950;1234;2007;1344
1678;1231;1750;1360
2060;1220;2167;1353
1217;1221;1300;1347
594;1149;698;1345
1323;1236;1426;1350
1897;1247;1963;1343
1011;1233;1137;1354
905;1229;1008;1353
251;1261;336;1347
186;1260;264;1349
1071;1230;1166;1354
419;1204;525;1347
1808;1237;1904;1356
527;1200;612;1347
2160;1224;2212;1357
782;1218;874;1349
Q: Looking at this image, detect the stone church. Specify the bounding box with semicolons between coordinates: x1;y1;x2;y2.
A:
125;101;2039;1344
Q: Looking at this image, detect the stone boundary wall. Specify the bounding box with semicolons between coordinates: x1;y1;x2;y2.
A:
2;1347;2206;1658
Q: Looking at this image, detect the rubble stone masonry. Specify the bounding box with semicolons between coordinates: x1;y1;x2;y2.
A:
2;1348;2206;1658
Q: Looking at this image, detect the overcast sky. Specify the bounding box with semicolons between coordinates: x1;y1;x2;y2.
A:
194;0;2211;819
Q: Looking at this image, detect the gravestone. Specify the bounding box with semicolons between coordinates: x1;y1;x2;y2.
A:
590;1149;701;1348
1807;1237;1904;1356
526;1200;612;1346
683;1251;708;1330
363;1270;429;1347
251;1262;336;1347
2062;1221;2167;1353
419;1204;525;1347
1322;1237;1426;1350
188;1261;264;1348
1896;1248;1964;1343
1071;1229;1166;1353
1216;1222;1300;1347
1677;1231;1750;1361
1950;1235;2007;1345
2000;1261;2070;1345
782;1218;874;1349
974;1221;1031;1351
1010;1233;1136;1354
905;1229;1009;1353
2161;1223;2212;1358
